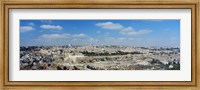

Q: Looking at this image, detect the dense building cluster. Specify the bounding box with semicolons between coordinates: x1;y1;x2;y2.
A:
20;45;180;70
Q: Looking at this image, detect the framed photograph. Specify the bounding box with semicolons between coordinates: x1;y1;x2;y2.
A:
1;0;199;90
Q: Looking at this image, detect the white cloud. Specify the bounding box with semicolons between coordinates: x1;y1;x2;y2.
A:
39;33;70;39
121;27;133;32
97;31;101;34
20;26;34;32
30;33;99;46
39;33;89;40
73;33;88;38
28;22;35;26
134;30;152;35
40;24;63;30
96;22;152;35
95;22;123;30
120;29;152;35
118;38;126;40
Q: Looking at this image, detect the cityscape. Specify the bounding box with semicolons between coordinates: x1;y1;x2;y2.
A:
20;20;180;70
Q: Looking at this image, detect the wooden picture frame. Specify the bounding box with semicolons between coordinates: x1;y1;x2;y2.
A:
0;0;199;90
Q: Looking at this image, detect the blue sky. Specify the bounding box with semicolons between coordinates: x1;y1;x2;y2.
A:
20;20;180;47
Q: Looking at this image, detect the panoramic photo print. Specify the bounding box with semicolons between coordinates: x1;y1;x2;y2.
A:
20;20;180;70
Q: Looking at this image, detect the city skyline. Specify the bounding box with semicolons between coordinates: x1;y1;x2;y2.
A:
20;20;180;47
